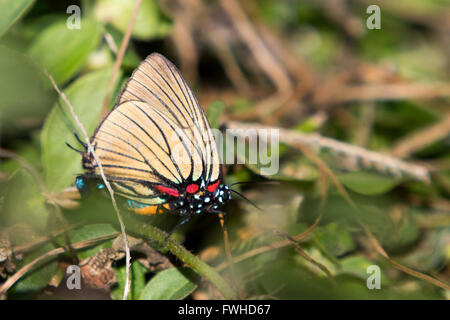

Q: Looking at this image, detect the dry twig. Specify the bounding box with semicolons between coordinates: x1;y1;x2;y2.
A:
216;213;322;272
226;121;430;183
99;0;142;121
44;71;132;300
390;112;450;158
220;0;292;96
332;82;450;103
0;234;118;296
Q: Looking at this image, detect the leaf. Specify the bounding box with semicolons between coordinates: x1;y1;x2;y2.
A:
337;256;389;286
2;168;48;230
9;243;58;296
301;191;422;253
337;172;401;195
0;0;35;38
28;19;103;85
206;100;225;129
140;267;197;300
0;45;55;134
14;13;66;42
314;222;356;257
401;227;450;272
70;224;118;243
94;0;172;41
68;224;117;260
41;67;118;192
111;261;147;300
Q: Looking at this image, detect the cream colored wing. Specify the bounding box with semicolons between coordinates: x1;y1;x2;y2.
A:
115;53;221;184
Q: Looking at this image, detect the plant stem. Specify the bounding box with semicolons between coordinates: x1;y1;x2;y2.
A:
123;217;238;300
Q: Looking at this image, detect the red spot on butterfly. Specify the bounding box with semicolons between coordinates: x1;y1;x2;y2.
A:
207;180;220;193
186;184;199;194
155;185;179;197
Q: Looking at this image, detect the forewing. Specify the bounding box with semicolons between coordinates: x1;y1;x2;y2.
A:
91;100;197;203
116;53;221;184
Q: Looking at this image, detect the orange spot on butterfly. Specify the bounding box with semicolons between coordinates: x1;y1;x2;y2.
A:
132;203;170;215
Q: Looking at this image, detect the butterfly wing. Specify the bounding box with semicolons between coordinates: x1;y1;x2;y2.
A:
116;53;220;184
86;53;221;204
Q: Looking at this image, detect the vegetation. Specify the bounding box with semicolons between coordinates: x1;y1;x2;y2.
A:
0;0;449;299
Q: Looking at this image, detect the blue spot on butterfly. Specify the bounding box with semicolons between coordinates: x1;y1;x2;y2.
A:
76;176;90;196
127;199;150;209
76;176;87;191
97;183;105;190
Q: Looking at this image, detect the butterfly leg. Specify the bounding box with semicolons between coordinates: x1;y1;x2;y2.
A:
209;209;227;227
164;215;193;242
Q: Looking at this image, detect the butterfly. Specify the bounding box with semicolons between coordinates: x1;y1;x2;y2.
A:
73;53;231;227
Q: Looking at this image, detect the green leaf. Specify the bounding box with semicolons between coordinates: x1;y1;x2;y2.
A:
13;13;66;42
314;222;356;257
28;19;102;85
300;192;420;251
41;67;118;192
111;261;147;300
0;0;35;38
68;224;117;259
206;100;225;129
94;0;172;41
401;227;450;272
337;256;389;286
337;172;401;195
9;243;58;296
2;168;48;230
0;45;55;134
140;267;197;300
70;224;117;243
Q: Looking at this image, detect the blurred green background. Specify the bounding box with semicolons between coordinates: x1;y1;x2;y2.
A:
0;0;449;300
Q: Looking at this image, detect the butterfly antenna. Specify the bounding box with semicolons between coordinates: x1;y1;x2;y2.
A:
73;131;87;148
164;215;192;243
66;142;83;154
230;189;263;212
230;180;280;187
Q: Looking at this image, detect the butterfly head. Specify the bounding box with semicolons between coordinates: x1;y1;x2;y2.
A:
171;181;231;216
